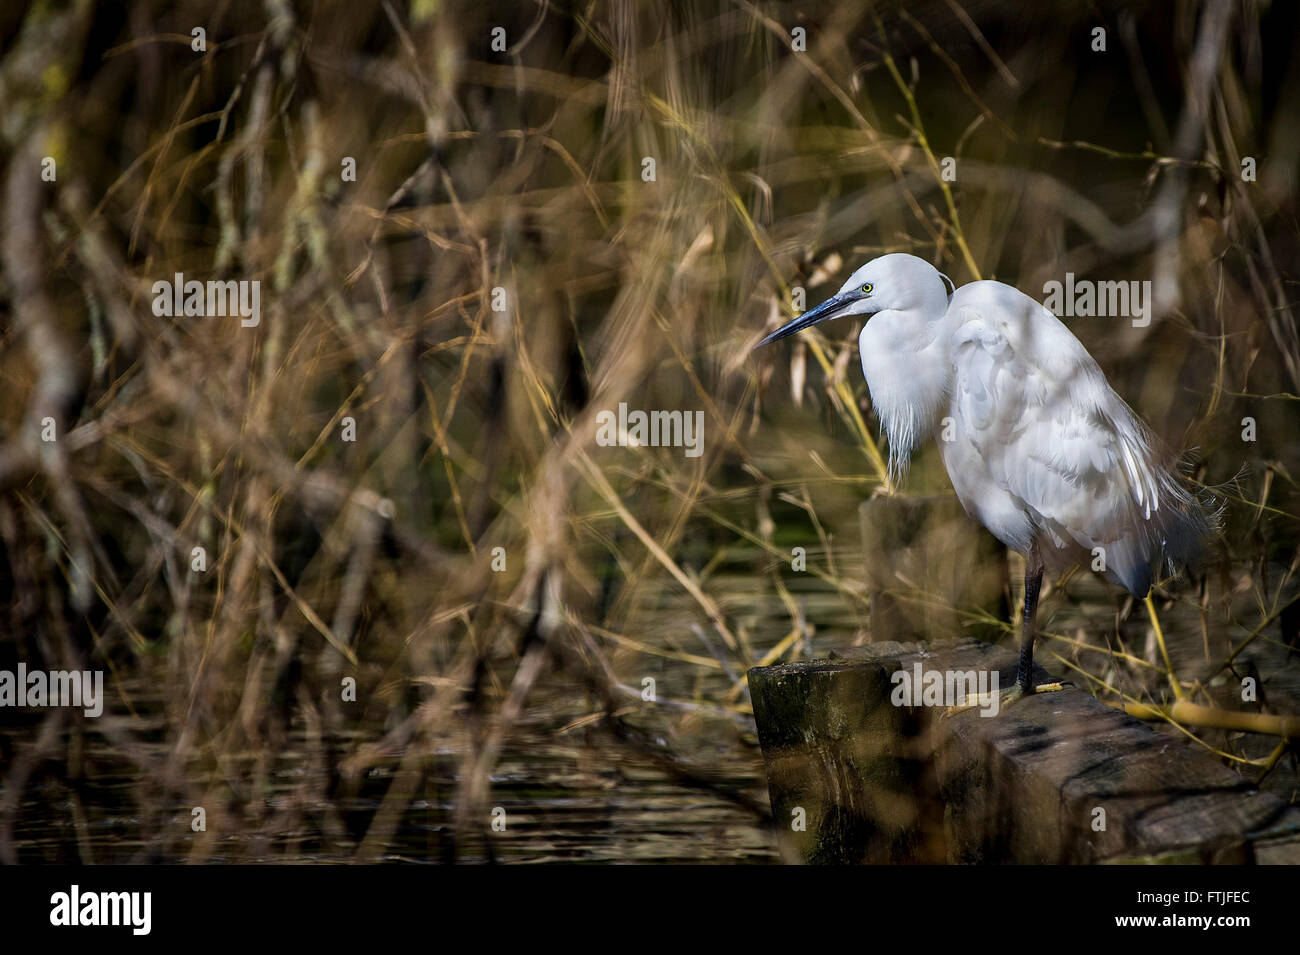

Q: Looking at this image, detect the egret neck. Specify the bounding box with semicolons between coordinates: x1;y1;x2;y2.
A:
857;276;955;481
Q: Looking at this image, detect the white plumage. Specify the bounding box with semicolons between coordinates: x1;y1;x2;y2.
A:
939;279;1207;597
758;252;1212;700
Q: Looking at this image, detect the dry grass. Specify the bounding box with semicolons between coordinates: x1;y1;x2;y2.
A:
1;0;1298;861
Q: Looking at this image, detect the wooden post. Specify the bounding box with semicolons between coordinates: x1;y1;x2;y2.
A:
747;641;1300;864
746;642;925;863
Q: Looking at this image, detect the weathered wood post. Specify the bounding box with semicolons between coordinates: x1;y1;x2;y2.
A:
746;642;929;863
748;641;1300;863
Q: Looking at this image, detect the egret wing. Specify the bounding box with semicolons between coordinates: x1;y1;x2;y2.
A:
946;286;1204;595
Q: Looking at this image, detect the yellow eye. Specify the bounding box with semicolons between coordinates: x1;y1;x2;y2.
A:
861;283;873;293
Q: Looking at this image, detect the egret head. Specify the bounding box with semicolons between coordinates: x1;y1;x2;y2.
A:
756;253;953;347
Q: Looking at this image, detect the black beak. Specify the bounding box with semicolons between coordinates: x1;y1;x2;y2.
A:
755;293;854;348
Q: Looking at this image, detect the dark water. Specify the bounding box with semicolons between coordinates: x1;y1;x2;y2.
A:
4;677;778;864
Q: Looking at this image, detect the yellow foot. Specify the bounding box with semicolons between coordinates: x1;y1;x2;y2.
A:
940;681;1068;718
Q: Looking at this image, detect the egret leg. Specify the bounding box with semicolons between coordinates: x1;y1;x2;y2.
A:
1004;555;1066;705
1015;559;1043;695
942;555;1065;718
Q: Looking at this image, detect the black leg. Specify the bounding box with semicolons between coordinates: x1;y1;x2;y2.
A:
1016;556;1044;694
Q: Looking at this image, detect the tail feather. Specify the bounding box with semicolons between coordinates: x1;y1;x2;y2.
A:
1125;462;1219;597
1106;399;1219;596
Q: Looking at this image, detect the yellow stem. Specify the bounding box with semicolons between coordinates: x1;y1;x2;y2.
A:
1144;594;1182;700
1118;699;1300;739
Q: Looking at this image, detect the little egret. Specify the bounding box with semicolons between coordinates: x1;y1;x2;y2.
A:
757;253;1212;707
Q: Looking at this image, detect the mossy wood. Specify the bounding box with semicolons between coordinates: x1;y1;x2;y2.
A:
748;641;1300;864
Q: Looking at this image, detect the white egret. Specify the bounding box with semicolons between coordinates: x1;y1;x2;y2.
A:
757;253;1213;706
